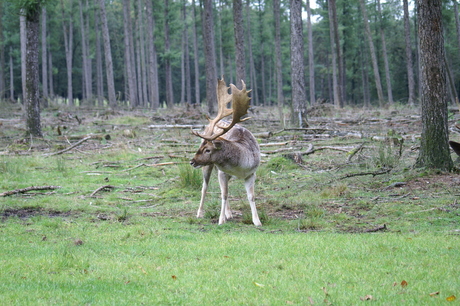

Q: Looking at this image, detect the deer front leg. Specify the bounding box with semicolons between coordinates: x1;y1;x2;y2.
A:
197;165;213;218
218;170;232;224
245;173;262;226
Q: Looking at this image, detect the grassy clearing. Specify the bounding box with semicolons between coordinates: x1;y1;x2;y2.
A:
1;105;459;304
1;216;458;305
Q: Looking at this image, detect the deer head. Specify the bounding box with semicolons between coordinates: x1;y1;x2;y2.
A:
193;77;251;141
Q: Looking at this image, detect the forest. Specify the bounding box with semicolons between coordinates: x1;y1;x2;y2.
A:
2;0;460;111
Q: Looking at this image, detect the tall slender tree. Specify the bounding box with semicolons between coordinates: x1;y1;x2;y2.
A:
306;0;315;105
0;2;5;100
403;0;415;106
233;0;245;89
164;0;174;108
415;0;452;170
359;0;384;106
123;0;138;106
60;0;74;105
96;0;116;107
202;0;217;114
273;0;284;124
146;0;159;109
20;0;44;136
41;6;48;102
377;0;393;105
290;0;307;127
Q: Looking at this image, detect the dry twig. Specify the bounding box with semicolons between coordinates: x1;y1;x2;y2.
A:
44;136;92;157
1;186;61;197
90;185;115;197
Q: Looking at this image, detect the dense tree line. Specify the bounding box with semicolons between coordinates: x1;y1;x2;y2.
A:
1;0;460;111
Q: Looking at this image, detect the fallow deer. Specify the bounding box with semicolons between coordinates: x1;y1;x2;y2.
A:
190;78;262;226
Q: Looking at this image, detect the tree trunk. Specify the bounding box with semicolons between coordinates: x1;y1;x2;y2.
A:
359;0;384;106
9;48;14;100
41;6;48;103
60;0;73;105
273;0;284;125
290;0;307;127
79;0;92;104
415;0;452;171
94;8;104;105
136;0;147;107
48;45;54;98
20;13;27;103
377;0;393;105
146;0;159;109
0;1;5;100
123;0;138;106
403;0;415;106
25;7;43;137
233;0;245;89
164;0;174;108
306;0;315;105
328;0;340;108
330;0;344;107
96;0;117;107
202;0;217;114
191;0;200;104
246;0;258;105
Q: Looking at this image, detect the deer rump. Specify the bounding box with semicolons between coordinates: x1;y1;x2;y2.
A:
190;78;262;226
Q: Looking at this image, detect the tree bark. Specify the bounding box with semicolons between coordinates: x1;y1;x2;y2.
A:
403;0;415;106
273;0;284;125
123;0;138;106
24;6;43;137
0;1;3;100
164;0;174;108
94;8;104;105
328;0;340;108
330;0;344;107
41;6;48;103
202;0;217;114
60;0;73;105
306;0;315;105
377;0;393;105
97;0;117;107
191;0;200;104
79;0;92;104
290;0;307;127
246;0;258;105
146;0;159;109
415;0;452;171
359;0;384;106
20;13;27;103
233;0;245;90
9;48;14;100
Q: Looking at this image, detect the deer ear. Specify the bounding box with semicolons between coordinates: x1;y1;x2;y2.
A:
212;140;223;150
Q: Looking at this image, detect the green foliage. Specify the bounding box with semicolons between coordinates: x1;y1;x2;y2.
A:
177;163;202;189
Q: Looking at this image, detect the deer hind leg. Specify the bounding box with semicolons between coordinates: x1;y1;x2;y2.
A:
218;170;232;225
245;173;262;226
197;165;214;218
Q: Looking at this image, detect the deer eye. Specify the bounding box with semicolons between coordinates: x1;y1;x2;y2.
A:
204;149;211;154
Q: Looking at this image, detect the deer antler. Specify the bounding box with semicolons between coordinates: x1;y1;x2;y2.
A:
193;78;251;141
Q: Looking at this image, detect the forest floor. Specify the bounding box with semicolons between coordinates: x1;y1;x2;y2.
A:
1;100;460;234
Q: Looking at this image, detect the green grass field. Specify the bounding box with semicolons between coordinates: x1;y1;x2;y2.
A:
1;105;459;304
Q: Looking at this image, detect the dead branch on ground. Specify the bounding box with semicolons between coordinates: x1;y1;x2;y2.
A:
1;186;61;197
44;136;92;157
339;168;392;180
90;185;115;197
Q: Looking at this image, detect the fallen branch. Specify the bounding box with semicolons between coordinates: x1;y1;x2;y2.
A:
1;186;61;197
44;136;92;157
90;185;115;197
339;168;391;180
122;161;180;172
